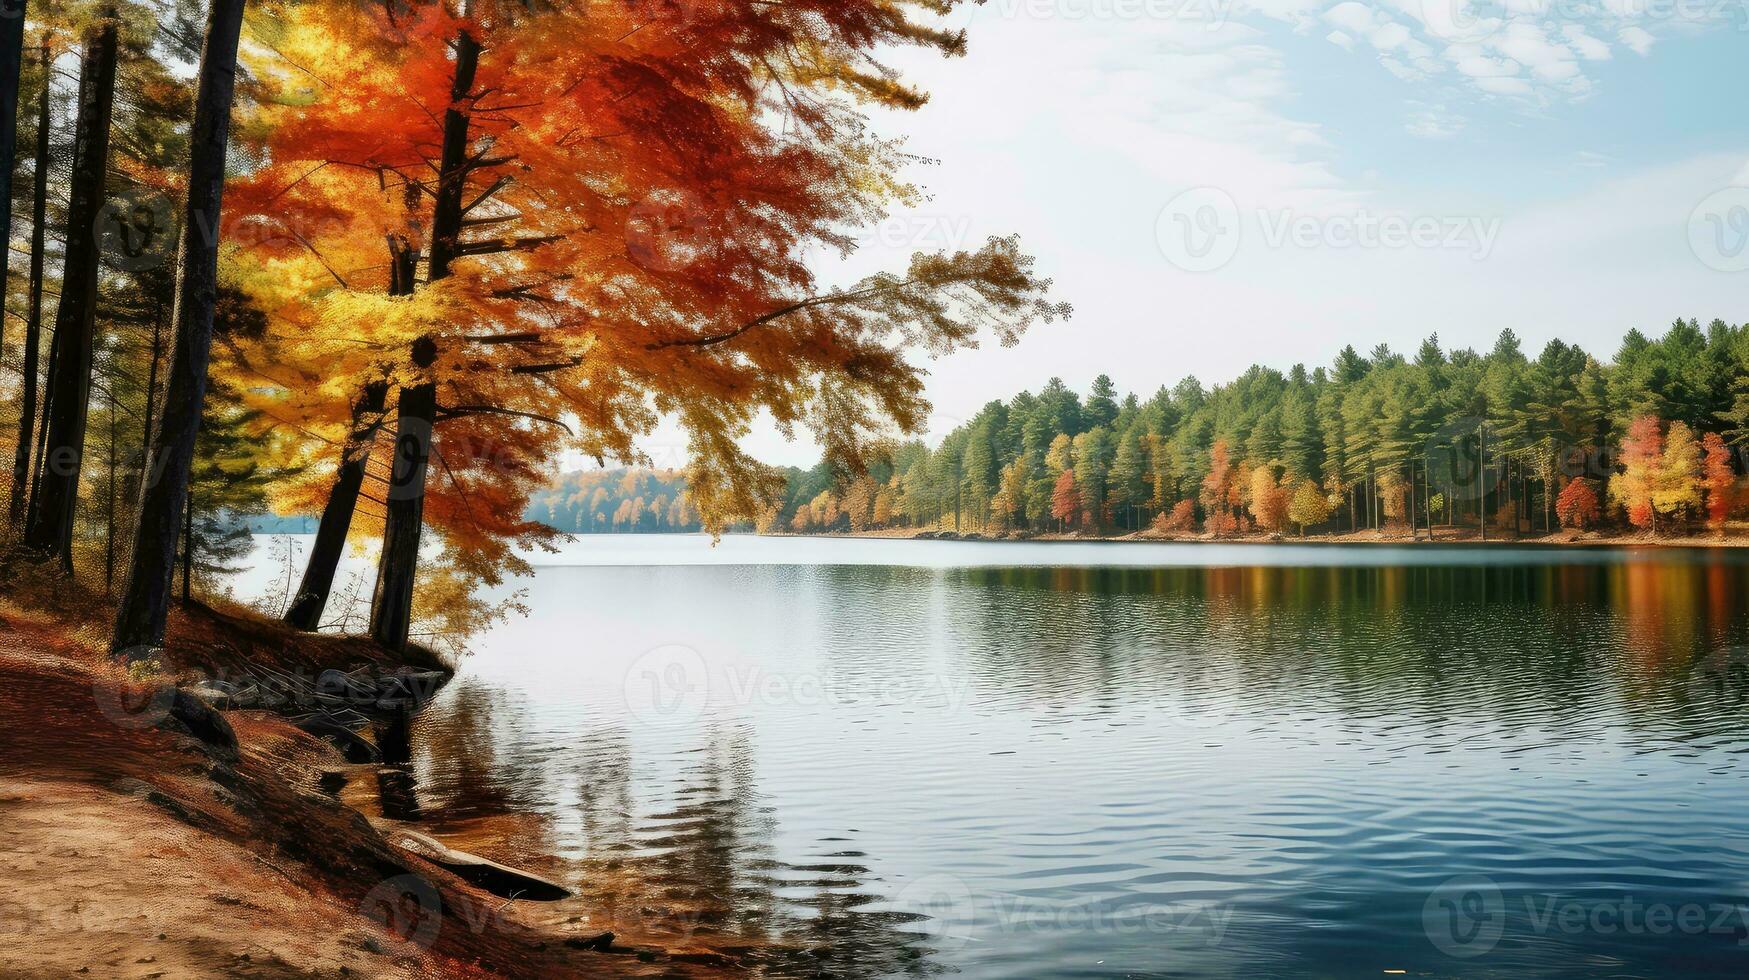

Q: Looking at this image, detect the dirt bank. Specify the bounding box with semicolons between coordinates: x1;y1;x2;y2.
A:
0;590;723;979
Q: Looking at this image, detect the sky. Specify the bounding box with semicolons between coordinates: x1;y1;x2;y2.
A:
644;0;1749;470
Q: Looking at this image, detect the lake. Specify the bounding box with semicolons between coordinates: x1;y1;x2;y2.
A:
233;535;1749;977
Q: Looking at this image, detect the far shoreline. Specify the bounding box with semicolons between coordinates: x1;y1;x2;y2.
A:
744;527;1749;552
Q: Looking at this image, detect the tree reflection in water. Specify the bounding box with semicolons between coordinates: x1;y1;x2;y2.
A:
353;679;948;976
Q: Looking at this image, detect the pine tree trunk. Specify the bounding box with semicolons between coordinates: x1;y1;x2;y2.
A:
29;321;56;508
24;11;119;570
105;389;117;593
286;377;391;630
111;0;247;652
0;0;25;358
368;28;478;650
7;41;51;531
141;304;164;451
181;489;192;604
1478;425;1487;542
1424;459;1434;540
370;339;437;650
285;238;413;631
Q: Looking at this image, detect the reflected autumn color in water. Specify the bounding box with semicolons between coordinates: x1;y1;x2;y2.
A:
353;686;949;976
339;547;1749;978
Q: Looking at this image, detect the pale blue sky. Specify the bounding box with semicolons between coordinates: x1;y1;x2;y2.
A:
654;0;1749;468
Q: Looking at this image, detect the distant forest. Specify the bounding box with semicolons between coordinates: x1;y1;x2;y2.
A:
527;470;702;534
531;320;1749;538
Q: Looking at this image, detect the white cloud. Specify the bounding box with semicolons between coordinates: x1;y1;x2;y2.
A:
1476;76;1534;95
1495;22;1580;83
1449;49;1523;78
1371;21;1413;48
1562;25;1612;61
1618;26;1655;56
1323;2;1379;34
1406;102;1467;139
1258;0;1729;103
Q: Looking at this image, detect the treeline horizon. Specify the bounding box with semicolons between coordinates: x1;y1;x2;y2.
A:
536;319;1749;539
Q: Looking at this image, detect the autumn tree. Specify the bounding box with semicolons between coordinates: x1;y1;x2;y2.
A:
1250;467;1288;534
1201;439;1239;537
1155;499;1197;534
1287;479;1330;536
225;0;1065;647
842;476;878;534
1611;416;1662;531
1556;478;1600;530
1703;432;1736;533
1050;468;1079;530
1653;420;1702;530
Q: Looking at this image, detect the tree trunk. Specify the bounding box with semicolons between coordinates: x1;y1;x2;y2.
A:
105;388;117;593
370;338;437;650
7;41;51;531
0;0;25;360
181;488;192;604
24;11;119;570
1424;458;1434;540
141;302;164;453
111;0;247;653
369;28;479;650
283;235;413;631
29;321;56;510
1478;425;1487;543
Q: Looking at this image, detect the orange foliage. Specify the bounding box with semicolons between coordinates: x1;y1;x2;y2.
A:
1703;432;1736;532
219;0;1067;583
1611;417;1663;531
1155;500;1198;534
1555;478;1600;530
1050;470;1080;527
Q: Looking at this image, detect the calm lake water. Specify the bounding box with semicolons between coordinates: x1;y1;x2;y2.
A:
235;535;1749;978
